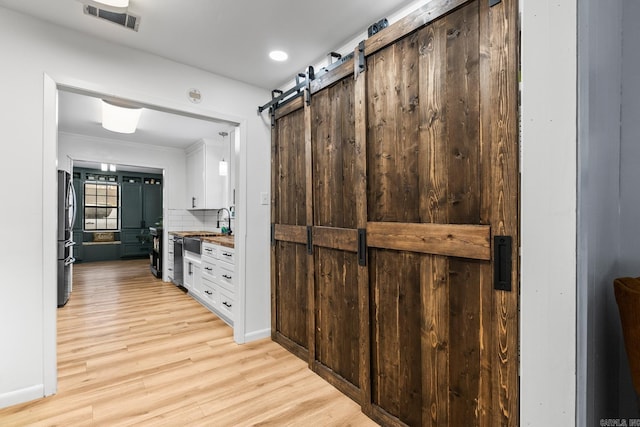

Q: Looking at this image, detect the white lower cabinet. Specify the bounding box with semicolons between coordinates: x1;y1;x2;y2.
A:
201;278;218;308
183;254;201;296
197;241;235;326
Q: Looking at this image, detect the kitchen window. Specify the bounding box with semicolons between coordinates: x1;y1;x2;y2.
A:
84;182;120;230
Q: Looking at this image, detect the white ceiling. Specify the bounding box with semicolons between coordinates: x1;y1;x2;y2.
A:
0;0;415;154
58;90;232;149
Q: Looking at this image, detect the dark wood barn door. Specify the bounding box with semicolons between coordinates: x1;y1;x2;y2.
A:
309;75;363;400
271;101;310;360
270;0;518;425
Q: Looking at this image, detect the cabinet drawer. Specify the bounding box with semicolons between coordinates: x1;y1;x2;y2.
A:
216;263;235;293
202;260;216;281
218;247;235;264
202;242;217;259
218;288;234;320
201;278;218;308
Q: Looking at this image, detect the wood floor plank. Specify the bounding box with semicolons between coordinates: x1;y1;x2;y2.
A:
0;259;375;426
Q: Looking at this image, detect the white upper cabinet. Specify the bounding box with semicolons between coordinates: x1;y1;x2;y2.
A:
186;139;230;210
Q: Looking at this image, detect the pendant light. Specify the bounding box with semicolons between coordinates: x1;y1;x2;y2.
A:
219;131;229;176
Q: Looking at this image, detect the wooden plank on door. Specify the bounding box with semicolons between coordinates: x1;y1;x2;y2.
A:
272;105;309;359
354;55;372;415
364;0;472;57
311;73;362;399
367;222;490;260
367;32;421;223
442;4;482;425
479;0;520;424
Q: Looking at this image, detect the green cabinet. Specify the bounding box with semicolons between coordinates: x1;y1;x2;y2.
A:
120;176;162;258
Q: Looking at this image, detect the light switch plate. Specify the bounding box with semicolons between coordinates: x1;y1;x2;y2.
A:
260;192;269;205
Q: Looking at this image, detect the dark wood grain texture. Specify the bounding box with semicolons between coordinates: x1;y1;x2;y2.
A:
312;226;358;252
367;222;490;260
310;58;355;94
272;107;309;356
354;60;373;416
274;224;307;244
310;75;361;399
364;0;471;57
274;96;304;121
304;91;316;368
481;0;520;424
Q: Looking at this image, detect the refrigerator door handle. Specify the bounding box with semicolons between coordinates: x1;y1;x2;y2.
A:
70;179;78;230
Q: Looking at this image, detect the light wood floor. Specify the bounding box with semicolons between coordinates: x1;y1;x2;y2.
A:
0;259;376;426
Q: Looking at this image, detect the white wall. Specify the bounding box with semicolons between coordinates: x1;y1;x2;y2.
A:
59;132;187;209
520;0;577;425
0;6;270;408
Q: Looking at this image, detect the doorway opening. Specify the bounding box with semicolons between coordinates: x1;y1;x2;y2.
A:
44;76;248;397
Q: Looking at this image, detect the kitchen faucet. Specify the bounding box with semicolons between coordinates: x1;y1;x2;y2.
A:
217;208;232;235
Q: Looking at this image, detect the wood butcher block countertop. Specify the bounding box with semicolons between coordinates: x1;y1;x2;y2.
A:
168;231;234;248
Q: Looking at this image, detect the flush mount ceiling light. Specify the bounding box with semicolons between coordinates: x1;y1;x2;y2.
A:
101;100;142;134
86;0;129;10
95;0;128;6
269;50;288;62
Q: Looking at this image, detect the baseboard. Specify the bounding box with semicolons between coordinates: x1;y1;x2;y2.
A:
0;384;44;410
244;328;271;342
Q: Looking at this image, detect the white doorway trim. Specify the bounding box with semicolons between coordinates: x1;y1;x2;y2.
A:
42;73;249;393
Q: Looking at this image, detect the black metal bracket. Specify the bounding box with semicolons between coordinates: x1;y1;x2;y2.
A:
327;51;342;64
493;235;512;292
357;40;366;75
489;0;501;7
357;228;367;266
307;226;313;255
258;66;316;116
271;223;276;246
313;52;355;82
305;67;314;106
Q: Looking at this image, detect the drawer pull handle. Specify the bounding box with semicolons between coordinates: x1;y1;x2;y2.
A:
223;253;232;257
222;301;232;308
205;290;212;295
222;274;232;280
205;267;213;271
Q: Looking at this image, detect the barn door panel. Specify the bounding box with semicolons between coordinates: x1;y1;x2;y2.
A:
310;75;362;401
268;0;519;424
271;99;310;359
360;0;516;425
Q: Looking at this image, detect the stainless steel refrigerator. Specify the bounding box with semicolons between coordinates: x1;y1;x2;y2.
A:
58;170;77;307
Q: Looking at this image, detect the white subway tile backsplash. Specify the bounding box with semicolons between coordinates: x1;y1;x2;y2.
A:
165;208;223;232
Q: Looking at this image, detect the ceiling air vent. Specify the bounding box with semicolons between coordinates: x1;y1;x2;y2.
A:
83;5;140;31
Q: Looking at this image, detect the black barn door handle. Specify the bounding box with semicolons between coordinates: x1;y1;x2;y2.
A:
494;236;512;292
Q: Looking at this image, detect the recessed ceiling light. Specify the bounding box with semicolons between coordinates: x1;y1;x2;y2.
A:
269;50;288;62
